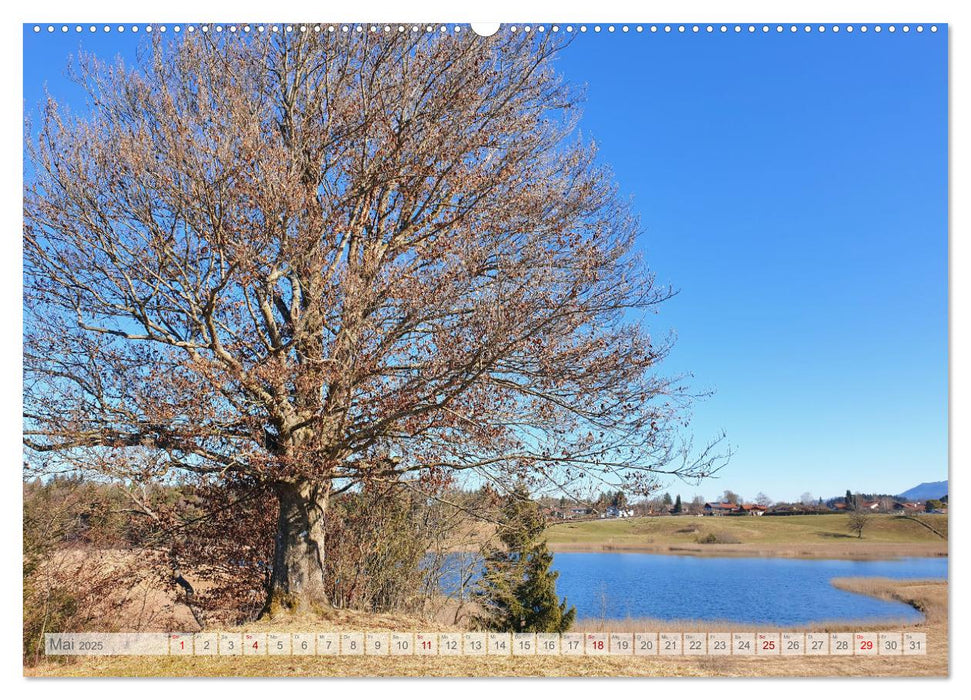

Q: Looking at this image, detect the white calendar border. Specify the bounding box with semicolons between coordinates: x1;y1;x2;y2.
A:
5;1;963;698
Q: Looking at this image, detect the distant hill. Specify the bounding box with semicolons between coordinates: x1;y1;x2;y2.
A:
897;481;948;501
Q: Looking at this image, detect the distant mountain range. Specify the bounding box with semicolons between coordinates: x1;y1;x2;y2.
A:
897;481;948;501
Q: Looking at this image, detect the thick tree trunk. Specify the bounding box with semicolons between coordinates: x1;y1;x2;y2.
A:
263;480;330;616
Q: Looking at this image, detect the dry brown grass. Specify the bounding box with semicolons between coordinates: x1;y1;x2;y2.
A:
830;578;948;625
26;578;947;678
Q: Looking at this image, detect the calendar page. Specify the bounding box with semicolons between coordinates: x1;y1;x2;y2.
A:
21;15;948;682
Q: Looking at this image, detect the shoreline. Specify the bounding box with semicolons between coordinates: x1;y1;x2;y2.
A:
544;541;949;560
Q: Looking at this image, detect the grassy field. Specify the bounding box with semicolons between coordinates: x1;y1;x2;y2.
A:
544;514;948;559
25;578;947;677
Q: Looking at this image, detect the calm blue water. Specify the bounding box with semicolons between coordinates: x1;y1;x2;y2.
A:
549;553;947;625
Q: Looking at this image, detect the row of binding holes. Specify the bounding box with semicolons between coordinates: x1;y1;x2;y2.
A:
33;24;940;34
32;25;465;33
512;25;938;33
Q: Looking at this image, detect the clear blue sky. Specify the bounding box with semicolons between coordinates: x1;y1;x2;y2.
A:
23;26;948;503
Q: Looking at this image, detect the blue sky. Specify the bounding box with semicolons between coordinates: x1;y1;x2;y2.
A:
23;26;948;503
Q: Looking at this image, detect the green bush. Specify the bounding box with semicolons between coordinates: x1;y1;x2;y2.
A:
695;531;741;544
473;484;576;633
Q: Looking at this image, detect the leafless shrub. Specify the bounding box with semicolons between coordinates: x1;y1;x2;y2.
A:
23;484;171;665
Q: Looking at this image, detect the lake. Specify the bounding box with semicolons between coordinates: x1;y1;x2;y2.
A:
549;553;947;625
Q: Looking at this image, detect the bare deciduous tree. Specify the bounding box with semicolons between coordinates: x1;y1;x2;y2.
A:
848;500;872;539
24;30;726;613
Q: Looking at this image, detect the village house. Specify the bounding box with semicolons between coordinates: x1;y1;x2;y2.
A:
703;502;767;516
544;506;595;521
737;503;767;516
893;502;924;514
